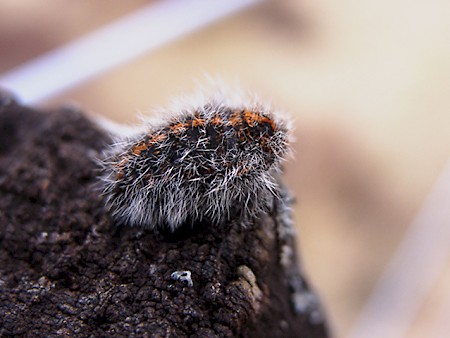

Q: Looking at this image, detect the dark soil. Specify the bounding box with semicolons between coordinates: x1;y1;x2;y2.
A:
0;94;328;337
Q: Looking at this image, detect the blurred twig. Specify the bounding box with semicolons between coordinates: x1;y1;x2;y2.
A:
0;0;260;104
348;159;450;338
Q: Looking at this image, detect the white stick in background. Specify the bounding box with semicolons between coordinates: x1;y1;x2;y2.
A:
0;0;261;104
430;282;450;338
348;159;450;338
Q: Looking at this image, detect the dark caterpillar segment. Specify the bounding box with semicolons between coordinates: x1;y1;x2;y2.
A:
116;108;284;183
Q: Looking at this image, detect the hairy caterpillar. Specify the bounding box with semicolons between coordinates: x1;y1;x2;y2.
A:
99;89;291;231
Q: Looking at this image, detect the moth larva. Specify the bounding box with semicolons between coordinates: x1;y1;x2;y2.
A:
99;89;291;231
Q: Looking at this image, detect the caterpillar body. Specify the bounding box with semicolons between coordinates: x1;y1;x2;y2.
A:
99;91;291;231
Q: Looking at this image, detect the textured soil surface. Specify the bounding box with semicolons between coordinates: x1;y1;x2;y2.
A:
0;94;328;337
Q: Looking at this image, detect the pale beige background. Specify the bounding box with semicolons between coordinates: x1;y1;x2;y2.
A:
1;1;449;337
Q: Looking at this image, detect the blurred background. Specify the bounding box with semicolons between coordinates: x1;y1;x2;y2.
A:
1;1;449;337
